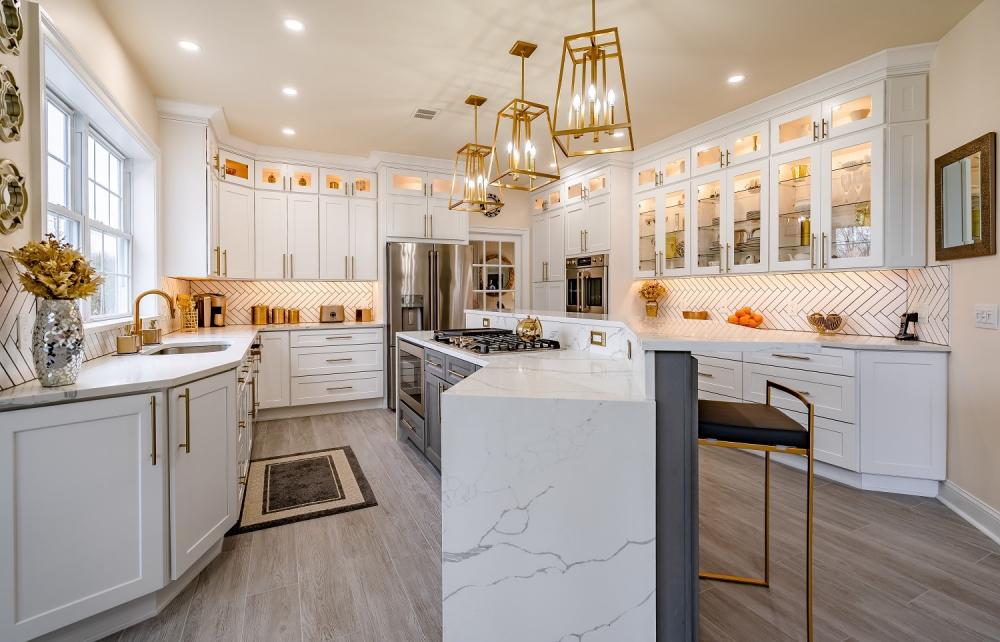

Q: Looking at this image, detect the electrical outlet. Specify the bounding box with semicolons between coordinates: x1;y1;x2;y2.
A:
482;317;491;328
974;304;998;330
17;311;32;348
590;330;607;347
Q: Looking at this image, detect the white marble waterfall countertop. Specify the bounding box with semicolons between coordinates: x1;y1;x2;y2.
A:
396;331;646;402
0;322;385;409
467;309;950;353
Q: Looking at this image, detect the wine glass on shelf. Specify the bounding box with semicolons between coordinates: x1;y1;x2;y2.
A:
840;171;852;207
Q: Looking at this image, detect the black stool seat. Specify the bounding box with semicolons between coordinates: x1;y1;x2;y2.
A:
698;400;808;449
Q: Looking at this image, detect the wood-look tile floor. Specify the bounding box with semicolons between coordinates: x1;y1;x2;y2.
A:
104;410;1000;642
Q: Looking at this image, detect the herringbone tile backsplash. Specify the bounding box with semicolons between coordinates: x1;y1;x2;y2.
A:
187;280;374;325
641;266;950;346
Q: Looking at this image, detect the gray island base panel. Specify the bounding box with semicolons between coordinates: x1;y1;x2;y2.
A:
654;351;700;641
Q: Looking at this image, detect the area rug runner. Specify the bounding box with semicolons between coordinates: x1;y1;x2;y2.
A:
227;446;377;535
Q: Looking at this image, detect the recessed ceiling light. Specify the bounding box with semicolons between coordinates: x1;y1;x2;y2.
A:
177;40;201;52
281;127;296;136
281;86;298;97
727;74;746;84
284;18;304;32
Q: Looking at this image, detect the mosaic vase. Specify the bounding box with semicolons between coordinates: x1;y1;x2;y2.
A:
32;298;85;387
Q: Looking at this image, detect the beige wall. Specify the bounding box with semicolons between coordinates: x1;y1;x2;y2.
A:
469;189;531;231
929;0;1000;511
38;0;158;143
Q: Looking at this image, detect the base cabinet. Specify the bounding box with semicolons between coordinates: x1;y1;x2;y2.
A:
424;373;449;470
0;394;167;642
257;331;291;408
168;371;238;579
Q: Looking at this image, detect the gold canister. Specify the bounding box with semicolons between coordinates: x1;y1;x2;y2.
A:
271;307;287;324
799;217;811;247
287;308;300;324
251;305;269;325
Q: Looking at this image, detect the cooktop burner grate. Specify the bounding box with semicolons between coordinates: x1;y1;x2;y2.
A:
432;329;560;354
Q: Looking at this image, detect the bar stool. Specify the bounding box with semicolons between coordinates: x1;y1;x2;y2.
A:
698;381;814;641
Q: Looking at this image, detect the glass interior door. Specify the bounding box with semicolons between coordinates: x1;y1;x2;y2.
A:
470;239;516;311
636;195;657;275
773;153;817;269
695;177;722;272
728;168;764;270
662;188;687;273
828;141;873;262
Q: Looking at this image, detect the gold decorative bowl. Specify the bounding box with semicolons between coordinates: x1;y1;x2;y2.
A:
807;312;845;335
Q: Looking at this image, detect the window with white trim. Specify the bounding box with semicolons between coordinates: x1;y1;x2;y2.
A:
45;91;133;320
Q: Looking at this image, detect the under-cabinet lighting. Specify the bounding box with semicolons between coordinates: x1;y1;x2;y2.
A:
282;86;298;97
178;40;201;52
727;74;746;84
284;18;305;32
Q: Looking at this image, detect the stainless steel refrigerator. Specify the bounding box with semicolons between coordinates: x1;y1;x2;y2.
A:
386;242;473;410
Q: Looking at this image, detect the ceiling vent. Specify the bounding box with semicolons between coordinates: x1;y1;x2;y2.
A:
412;108;438;121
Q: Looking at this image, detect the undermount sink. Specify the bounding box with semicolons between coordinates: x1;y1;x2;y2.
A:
146;343;230;355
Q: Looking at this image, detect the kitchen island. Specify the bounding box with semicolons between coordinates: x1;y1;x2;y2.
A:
398;312;948;642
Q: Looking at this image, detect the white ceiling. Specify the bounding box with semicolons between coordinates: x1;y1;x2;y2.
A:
95;0;979;159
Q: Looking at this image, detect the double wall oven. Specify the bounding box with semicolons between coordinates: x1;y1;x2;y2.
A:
566;254;609;314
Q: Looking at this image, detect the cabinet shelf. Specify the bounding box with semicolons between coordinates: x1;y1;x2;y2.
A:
832;160;871;174
778;175;812;186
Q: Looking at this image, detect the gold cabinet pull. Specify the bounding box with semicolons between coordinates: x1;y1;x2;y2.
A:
325;357;353;363
772;353;811;361
447;369;467;380
325;385;353;391
698;371;715;378
812;121;819;141
290;253;294;279
351;255;355;280
179;388;191;453
150;395;158;465
223;249;228;277
821;232;827;268
250;378;257;417
214;246;221;275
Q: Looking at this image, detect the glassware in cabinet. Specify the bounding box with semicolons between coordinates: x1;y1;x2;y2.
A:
770;147;821;271
635;195;657;276
725;161;768;273
724;122;769;166
693;173;723;274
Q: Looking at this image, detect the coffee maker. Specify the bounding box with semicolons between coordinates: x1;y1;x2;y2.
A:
194;293;228;327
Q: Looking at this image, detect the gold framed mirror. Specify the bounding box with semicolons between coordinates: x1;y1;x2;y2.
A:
935;132;995;260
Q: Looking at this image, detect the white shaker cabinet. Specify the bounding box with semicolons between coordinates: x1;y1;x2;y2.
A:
258;331;291;409
288;194;320;279
217;182;255;279
319;196;378;280
169;371;238;580
384;167;469;242
531;208;565;295
254;191;290;279
0;394;167;642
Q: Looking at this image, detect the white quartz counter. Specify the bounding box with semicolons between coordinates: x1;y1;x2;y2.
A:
467;309;950;353
395;331;646;402
0;322;385;409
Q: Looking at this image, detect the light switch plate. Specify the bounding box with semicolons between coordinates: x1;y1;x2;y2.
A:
590;330;607;347
974;304;998;330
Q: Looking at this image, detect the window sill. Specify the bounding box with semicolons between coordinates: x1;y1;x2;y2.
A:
84;314;162;333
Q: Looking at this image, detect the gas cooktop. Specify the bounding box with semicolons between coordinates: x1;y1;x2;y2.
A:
433;329;560;355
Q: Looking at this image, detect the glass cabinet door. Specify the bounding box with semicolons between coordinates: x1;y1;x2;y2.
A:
724;122;769;167
661;149;690;185
692;172;723;274
771;104;822;154
256;161;288;191
634;194;658;277
692;139;724;176
350;172;377;198
565;177;585;204
585;170;610;199
821;128;883;269
289;165;318;193
821;80;885;139
634;160;659;193
218;150;254;188
662;186;689;276
726;161;768;273
388;170;426;197
320;168;348;196
771;147;821;272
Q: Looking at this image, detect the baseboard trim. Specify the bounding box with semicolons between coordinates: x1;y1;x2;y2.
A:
257;397;385;421
938;481;1000;548
751;451;940;497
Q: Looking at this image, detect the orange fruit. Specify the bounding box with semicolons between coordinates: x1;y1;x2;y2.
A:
727;315;739;324
752;312;763;322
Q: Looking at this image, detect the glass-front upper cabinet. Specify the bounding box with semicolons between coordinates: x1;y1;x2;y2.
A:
771;104;823;154
821;81;885;139
388;170;426;197
320;168;348;196
692;172;724;275
634;194;658;277
661;186;689;276
724;122;769;167
634;149;690;193
585;169;610;199
770;147;822;272
288;165;318;193
725;160;768;273
428;173;459;201
218;150;254;188
255;160;289;191
350;173;376;198
692;139;724;177
821;128;883;269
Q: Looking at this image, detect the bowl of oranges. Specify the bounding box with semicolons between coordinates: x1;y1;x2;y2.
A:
728;307;764;329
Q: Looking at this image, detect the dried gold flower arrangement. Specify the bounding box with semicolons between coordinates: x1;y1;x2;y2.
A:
9;235;103;300
638;280;666;301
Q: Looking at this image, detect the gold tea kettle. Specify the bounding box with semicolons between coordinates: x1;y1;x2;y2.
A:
515;315;543;342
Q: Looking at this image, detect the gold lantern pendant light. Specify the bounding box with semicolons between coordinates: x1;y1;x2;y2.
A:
450;95;502;212
552;0;634;156
488;40;560;192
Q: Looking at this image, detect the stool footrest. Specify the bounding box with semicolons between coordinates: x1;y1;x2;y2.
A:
698;571;769;587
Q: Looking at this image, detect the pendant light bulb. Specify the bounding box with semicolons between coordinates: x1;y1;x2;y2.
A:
588;84;597;101
607;89;616;107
